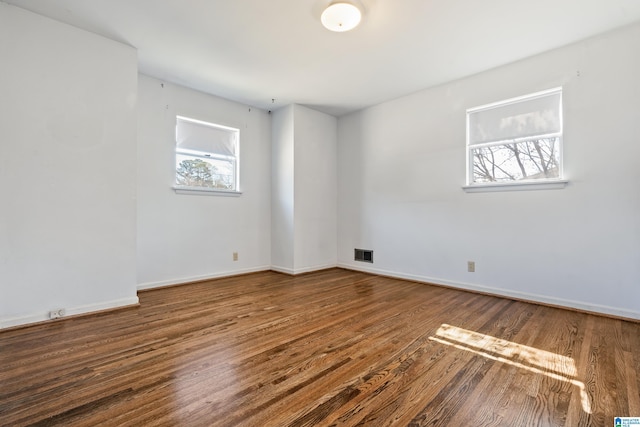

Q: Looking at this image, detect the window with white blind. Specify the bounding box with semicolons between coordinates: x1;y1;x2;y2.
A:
174;116;239;193
466;88;565;191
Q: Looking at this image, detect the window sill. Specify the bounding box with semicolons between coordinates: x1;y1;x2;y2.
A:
462;180;568;193
172;186;242;196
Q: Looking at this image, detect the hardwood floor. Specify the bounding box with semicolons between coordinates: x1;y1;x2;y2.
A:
1;268;638;426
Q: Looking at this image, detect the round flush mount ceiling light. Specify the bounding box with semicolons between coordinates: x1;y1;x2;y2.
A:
321;1;362;32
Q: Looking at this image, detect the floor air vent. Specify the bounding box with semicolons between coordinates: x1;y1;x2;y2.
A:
354;249;373;263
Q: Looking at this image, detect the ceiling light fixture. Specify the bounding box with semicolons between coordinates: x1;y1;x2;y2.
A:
321;1;362;32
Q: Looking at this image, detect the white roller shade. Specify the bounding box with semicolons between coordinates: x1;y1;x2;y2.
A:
468;89;562;146
176;116;238;157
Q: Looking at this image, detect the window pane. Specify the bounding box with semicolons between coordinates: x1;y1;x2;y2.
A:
472;138;560;183
176;153;235;190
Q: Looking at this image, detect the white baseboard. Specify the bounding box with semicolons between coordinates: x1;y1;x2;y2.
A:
137;265;272;291
0;296;140;330
338;263;640;321
270;265;295;275
8;264;634;329
271;263;337;276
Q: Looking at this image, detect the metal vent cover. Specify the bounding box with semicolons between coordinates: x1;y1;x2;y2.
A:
354;248;373;263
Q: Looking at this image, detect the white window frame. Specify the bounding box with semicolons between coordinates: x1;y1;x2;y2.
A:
173;116;241;196
463;88;568;192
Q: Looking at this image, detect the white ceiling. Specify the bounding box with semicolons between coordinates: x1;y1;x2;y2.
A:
4;0;640;116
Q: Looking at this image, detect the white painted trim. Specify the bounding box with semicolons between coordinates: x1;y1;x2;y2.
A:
466;86;564;114
172;186;242;196
463;180;568;193
338;263;640;321
293;263;338;275
0;296;140;330
270;265;296;275
271;263;338;276
137;265;272;290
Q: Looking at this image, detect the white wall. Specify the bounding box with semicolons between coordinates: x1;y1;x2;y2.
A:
293;105;338;272
337;23;640;319
0;4;139;328
137;75;272;288
271;105;338;274
271;106;295;272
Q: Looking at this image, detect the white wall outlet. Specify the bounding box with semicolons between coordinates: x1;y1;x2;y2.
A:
49;308;66;319
467;261;475;272
233;252;238;261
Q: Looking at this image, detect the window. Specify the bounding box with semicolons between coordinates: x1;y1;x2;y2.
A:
175;116;239;193
466;88;564;190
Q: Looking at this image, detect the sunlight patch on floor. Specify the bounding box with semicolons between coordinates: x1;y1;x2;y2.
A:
429;324;591;414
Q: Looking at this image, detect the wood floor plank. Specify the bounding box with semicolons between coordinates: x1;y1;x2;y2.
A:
1;269;638;426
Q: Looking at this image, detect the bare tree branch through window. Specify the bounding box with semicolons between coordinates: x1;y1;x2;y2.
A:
472;138;559;183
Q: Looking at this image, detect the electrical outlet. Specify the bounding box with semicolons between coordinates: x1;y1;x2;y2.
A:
49;309;65;319
467;261;475;272
233;252;238;261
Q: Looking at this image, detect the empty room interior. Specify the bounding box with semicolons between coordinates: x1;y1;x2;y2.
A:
1;0;640;426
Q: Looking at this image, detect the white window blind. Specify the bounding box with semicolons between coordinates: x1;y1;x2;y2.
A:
468;89;562;146
176;116;237;157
